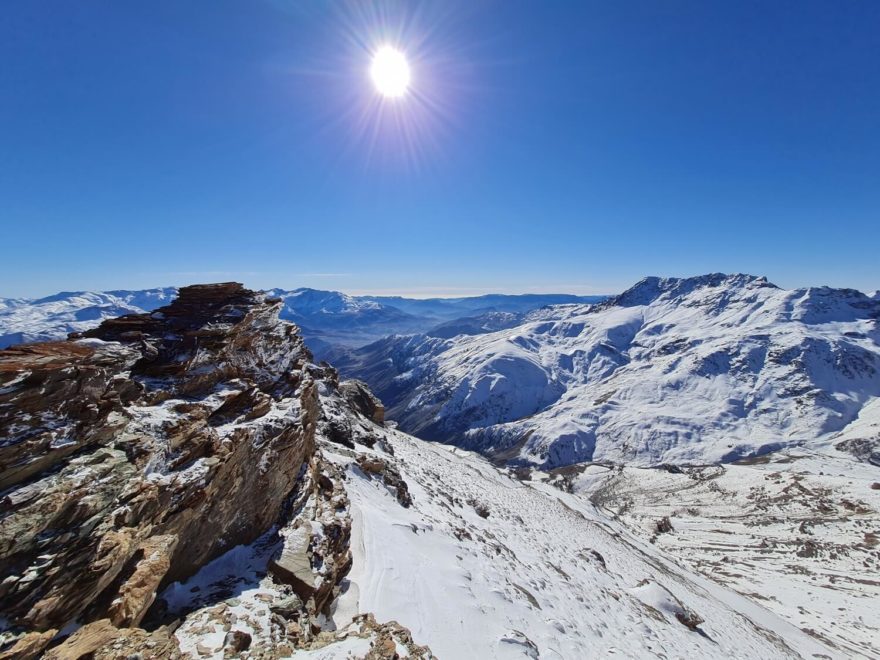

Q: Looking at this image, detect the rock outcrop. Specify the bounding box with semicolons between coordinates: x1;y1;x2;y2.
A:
0;284;323;656
268;454;353;619
339;379;385;425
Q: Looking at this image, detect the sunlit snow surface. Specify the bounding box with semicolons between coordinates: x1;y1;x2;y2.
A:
366;274;880;466
327;431;836;658
570;447;880;657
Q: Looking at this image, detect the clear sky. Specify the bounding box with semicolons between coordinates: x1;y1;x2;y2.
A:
2;1;878;298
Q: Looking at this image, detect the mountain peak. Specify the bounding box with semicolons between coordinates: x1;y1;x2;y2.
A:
82;282;264;342
610;273;776;307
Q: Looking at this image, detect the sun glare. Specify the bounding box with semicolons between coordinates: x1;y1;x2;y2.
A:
370;46;410;98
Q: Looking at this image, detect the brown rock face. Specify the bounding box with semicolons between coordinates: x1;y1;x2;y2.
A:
42;619;180;660
340;379;385;425
0;340;140;491
0;283;320;654
269;456;353;616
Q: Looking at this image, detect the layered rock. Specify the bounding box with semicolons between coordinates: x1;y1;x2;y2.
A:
0;284;322;655
268;453;353;620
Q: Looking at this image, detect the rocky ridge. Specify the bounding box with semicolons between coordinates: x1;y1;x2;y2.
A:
0;283;416;658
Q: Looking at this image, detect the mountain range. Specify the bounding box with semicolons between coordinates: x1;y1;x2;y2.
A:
331;273;880;467
0;287;605;356
3;282;875;658
0;289;178;348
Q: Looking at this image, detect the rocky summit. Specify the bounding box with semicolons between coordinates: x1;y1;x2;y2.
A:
0;284;382;658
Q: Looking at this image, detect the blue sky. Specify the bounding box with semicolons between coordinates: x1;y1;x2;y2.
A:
2;1;878;297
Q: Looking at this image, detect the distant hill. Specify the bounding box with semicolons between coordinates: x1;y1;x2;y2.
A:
0;286;608;353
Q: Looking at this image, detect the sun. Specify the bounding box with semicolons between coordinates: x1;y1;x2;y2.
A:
370;46;410;98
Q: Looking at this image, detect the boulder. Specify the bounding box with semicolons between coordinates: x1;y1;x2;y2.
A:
339;379;385;425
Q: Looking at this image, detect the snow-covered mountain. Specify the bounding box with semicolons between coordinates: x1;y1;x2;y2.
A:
362;292;606;320
2;282;876;658
425;310;525;339
0;286;607;355
0;288;178;348
265;288;428;351
266;289;606;354
334;273;880;467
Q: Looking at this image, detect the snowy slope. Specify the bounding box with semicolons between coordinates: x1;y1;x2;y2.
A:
0;288;177;348
551;446;880;657
327;430;835;659
164;388;852;658
337;274;880;466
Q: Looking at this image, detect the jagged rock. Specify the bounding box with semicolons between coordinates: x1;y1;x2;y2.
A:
222;630;251;653
42;619;180;659
269;457;353;615
656;516;674;534
0;629;57;660
676;609;705;631
269;525;315;600
0;284;318;641
354;613;433;659
797;539;820;558
339;379;385;425
319;379;387;450
292;613;433;659
107;534;179;627
269;594;304;617
356;455;412;507
0;340;140;491
835;438;880;466
208;386;272;426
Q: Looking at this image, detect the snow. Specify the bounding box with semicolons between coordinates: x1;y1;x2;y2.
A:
291;637;373;658
563;446;880;657
0;287;177;348
167;529;286;659
325;429;835;659
352;273;880;467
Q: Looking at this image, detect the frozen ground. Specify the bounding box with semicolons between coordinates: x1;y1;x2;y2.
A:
553;446;880;658
322;429;840;658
